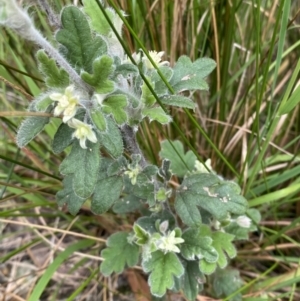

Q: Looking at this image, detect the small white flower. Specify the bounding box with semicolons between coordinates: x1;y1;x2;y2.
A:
68;119;97;149
235;215;251;228
124;165;140;185
211;219;221;230
159;220;169;234
195;159;212;174
143;51;169;69
50;86;79;123
94;93;107;106
156;230;184;254
129;50;169;69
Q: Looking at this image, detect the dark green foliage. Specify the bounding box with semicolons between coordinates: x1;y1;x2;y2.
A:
90;108;107;132
83;0;114;35
81;55;115;93
36;50;69;88
175;173;248;226
212;269;243;301
100;232;140;276
56;175;86;215
135;211;176;235
113;195;143;214
181;261;204;301
142;107;172;124
181;228;218;262
98;117;123;158
56;6;107;73
52;122;74;154
159;140;197;177
91;175;123;214
170;56;216;92
160;95;195;109
102;94;128;125
142;251;184;297
59;140;101;199
16;116;50;148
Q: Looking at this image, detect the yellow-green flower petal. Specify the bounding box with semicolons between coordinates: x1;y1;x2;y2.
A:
50;85;79;123
68;118;97;149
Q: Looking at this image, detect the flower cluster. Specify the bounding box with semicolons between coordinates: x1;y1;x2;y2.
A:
68;119;97;149
124;164;141;185
131;50;169;69
156;230;184;254
235;215;251;228
50;86;79;123
50;85;97;149
194;159;213;174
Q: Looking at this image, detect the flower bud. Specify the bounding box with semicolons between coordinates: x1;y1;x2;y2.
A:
236;215;251;228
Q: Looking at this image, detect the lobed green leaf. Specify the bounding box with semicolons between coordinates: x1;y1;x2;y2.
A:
56;6;107;73
198;225;236;272
181;261;204;301
36;50;69;88
142;107;172;124
30;96;53;112
83;0;114;36
102;94;128;125
181;228;218;262
159;140;197;177
175;173;248;226
130;174;155;201
199;260;216;275
212;268;243;301
174;193;202;227
141;80;156;107
100;232;139;276
151;66;173;96
81;55;115;93
170;56;216;92
114;63;139;78
142;251;184;297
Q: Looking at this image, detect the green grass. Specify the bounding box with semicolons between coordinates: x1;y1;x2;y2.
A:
0;0;300;300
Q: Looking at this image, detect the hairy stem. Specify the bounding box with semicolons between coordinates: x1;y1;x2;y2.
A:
1;0;92;94
31;29;93;94
121;124;148;169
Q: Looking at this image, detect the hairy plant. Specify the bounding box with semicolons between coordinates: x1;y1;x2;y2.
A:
0;0;261;299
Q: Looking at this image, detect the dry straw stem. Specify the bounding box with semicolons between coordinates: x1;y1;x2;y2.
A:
0;111;52;117
0;218;106;244
0;75;33;100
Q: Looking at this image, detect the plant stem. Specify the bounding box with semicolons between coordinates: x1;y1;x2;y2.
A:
121;124;148;169
31;29;93;94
